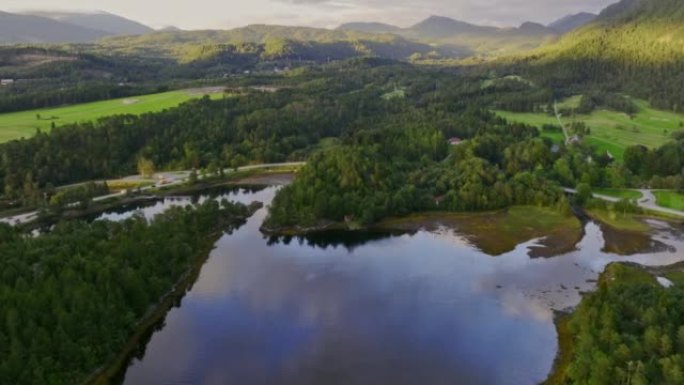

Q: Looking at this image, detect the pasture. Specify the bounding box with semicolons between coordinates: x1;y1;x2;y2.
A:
0;89;226;143
495;98;684;160
654;191;684;211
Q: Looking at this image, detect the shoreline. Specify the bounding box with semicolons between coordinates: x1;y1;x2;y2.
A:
17;171;294;232
74;190;680;385
263;207;584;258
83;233;222;385
83;202;262;385
542;312;575;385
542;261;684;385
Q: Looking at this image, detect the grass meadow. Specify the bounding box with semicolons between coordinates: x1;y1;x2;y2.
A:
0;89;226;143
495;98;684;160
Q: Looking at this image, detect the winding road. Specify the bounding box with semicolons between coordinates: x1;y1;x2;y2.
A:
0;162;305;226
563;187;684;218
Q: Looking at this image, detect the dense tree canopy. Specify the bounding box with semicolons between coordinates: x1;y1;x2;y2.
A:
0;199;255;384
565;264;684;385
264;109;571;229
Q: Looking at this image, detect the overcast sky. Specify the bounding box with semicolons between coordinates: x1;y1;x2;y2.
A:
5;0;617;30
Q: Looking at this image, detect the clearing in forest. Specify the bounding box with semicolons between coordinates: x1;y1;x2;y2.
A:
495;98;684;160
0;89;227;143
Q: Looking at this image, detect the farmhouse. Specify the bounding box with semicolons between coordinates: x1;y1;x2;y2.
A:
448;137;464;146
1;79;14;86
566;135;581;145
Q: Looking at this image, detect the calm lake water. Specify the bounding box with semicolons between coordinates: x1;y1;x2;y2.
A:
103;186;684;385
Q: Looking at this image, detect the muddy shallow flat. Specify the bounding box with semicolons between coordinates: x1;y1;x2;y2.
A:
376;207;583;258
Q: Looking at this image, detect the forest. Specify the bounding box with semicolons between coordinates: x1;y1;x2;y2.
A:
2;58;683;217
264;110;571;228
562;263;684;385
0;199;256;384
0;61;461;205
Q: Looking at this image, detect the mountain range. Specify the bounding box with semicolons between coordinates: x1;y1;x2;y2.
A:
97;25;464;62
547;12;597;34
0;8;597;57
0;11;152;44
337;13;597;55
26;11;153;36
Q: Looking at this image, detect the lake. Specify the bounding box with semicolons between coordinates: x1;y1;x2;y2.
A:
103;186;684;385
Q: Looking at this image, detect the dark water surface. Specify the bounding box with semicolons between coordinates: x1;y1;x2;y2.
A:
106;186;684;385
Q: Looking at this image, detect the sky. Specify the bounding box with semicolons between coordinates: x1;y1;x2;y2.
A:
5;0;617;30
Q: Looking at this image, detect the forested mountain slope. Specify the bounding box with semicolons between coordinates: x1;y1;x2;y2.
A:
507;0;684;111
99;25;461;62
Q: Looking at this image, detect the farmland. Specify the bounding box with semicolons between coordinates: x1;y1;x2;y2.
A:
0;89;227;143
495;98;684;160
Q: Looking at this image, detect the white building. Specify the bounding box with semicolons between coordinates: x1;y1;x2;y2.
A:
1;79;14;86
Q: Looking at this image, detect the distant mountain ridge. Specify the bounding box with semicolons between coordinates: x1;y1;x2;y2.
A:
0;1;642;58
337;22;401;34
99;24;466;62
26;11;153;35
0;11;111;44
0;10;153;44
547;12;597;34
339;15;558;56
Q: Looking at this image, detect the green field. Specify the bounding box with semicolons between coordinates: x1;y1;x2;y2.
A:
0;89;226;143
381;88;406;100
654;191;684;210
495;98;684;160
481;75;535;89
593;188;643;200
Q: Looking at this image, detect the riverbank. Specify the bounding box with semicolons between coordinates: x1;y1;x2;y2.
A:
543;314;574;385
585;208;682;255
83;201;263;385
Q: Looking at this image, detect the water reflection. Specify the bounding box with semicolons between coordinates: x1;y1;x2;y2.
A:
93;186;268;222
118;187;684;385
266;231;405;251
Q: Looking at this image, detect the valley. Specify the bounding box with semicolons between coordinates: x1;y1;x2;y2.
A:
1;0;684;384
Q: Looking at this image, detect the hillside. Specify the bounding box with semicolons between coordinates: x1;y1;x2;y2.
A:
26;11;153;35
338;15;558;56
99;25;463;62
0;11;110;43
509;0;684;110
337;22;401;34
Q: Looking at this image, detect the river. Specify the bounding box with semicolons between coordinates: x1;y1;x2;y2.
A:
97;185;684;385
